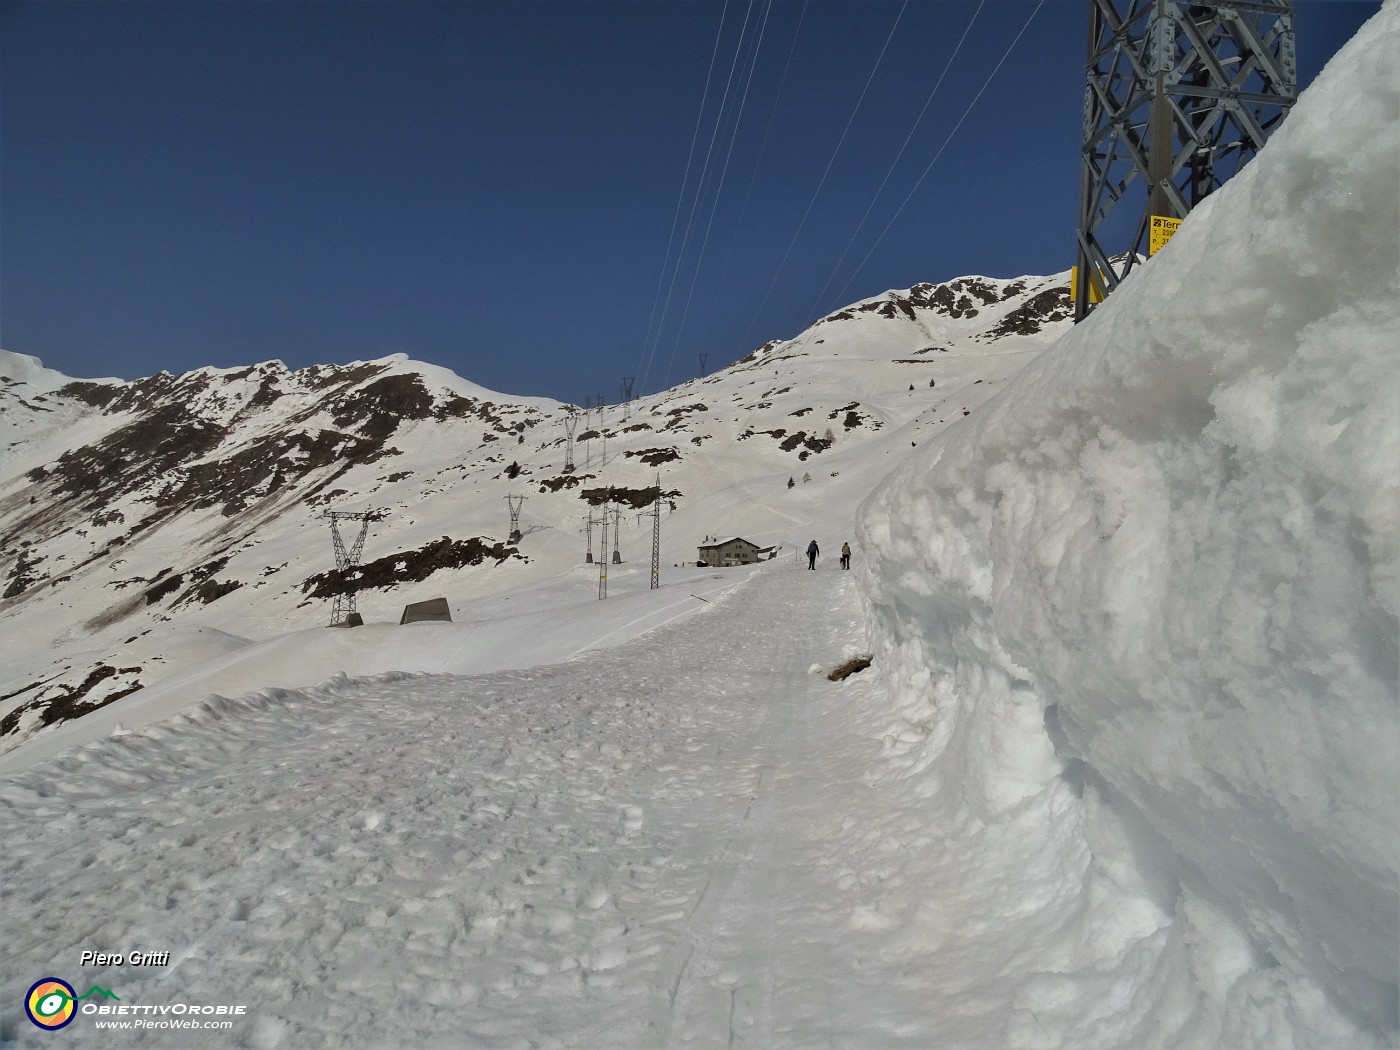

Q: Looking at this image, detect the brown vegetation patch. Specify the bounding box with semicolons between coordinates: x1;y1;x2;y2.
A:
663;403;709;418
828;655;873;681
578;485;681;510
332;373;435;440
3;550;44;600
188;578;242;604
539;473;596;493
243;374;285;414
735;339;782;365
778;431;833;459
145;571;185;605
58;381;123;409
169;429;390;516
37;404;227;509
0;664;145;738
624;447;681;466
738;428;786;442
302;362;387;390
300;536;521;599
984;287;1072;338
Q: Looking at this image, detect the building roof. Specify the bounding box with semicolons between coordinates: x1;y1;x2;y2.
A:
697;537;772;553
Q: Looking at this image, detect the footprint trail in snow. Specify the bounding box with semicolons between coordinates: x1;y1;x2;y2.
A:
2;565;908;1049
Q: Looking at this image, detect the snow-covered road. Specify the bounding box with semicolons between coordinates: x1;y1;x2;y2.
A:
2;564;906;1049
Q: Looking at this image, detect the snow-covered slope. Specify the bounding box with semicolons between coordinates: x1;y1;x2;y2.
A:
1;6;1395;1047
0;271;1070;755
861;2;1399;1042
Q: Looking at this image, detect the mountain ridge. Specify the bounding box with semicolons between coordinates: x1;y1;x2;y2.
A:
0;268;1072;754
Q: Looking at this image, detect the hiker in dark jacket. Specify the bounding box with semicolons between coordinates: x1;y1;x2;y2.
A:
806;539;819;570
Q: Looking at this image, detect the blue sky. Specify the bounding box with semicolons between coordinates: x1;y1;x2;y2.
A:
0;1;1379;403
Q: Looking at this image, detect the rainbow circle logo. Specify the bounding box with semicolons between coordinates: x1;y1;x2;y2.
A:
26;978;77;1030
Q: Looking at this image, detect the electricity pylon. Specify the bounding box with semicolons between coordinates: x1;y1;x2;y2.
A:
563;412;578;473
320;509;383;626
650;475;662;590
598;503;609;600
1074;0;1296;318
506;495;526;543
609;505;623;564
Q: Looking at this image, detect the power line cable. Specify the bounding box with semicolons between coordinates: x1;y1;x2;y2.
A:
692;2;1041;495
827;0;1048;312
739;0;910;350
635;2;732;396
659;0;774;392
639;2;757;397
702;0;808;356
806;0;988;319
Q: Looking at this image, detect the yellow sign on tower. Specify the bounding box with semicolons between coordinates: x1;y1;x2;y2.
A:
1149;215;1182;255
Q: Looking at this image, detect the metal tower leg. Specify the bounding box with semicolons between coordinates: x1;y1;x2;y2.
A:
1074;0;1296;319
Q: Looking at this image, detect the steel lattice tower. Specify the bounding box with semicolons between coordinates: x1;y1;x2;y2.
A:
620;377;635;421
598;504;609;600
650;475;661;590
320;509;381;626
506;495;526;544
609;506;623;564
1074;0;1296;319
562;412;578;473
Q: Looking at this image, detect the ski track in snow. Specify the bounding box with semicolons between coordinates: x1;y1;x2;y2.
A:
0;564;920;1049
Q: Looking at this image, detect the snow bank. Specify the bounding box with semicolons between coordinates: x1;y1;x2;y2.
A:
860;5;1399;1046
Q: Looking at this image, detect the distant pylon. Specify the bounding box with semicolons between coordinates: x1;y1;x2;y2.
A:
563;412;578;473
505;495;526;544
610;505;623;564
650;474;661;590
598;503;609;600
621;377;635;420
698;352;708;376
583;512;595;563
319;509;383;626
1074;0;1296;318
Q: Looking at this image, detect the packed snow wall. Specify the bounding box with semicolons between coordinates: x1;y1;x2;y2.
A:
859;3;1398;1044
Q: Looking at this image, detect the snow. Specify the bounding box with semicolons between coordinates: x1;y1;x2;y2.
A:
0;350;95;392
2;4;1397;1048
1;567;915;1048
0;566;748;776
860;2;1399;1043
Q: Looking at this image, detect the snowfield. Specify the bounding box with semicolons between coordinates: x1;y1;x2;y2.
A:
859;2;1399;1044
2;3;1398;1048
4;566;898;1048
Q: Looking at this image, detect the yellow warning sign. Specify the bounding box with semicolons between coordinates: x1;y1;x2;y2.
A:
1149;215;1182;255
1070;265;1106;304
